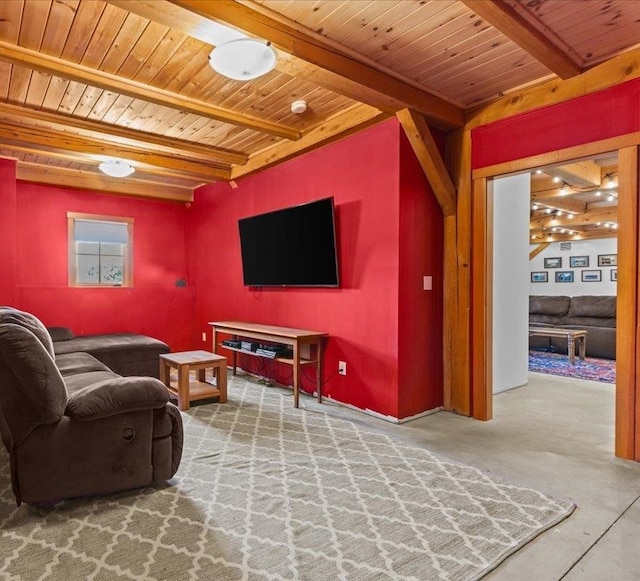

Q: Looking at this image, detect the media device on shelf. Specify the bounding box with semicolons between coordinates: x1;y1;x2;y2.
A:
238;197;339;287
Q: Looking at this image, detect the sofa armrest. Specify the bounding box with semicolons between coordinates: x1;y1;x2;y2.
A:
65;377;169;421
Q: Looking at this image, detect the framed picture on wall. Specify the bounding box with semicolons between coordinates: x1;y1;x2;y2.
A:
531;271;548;283
598;254;617;266
544;257;562;268
611;269;618;282
581;270;602;282
555;271;574;283
570;256;589;268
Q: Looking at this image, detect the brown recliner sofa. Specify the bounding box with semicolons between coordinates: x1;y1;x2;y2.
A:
0;307;183;507
529;295;616;359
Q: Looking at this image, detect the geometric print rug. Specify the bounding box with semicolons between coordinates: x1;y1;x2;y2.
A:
529;350;616;383
0;377;575;581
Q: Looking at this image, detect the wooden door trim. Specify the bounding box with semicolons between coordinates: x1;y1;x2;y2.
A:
618;146;639;459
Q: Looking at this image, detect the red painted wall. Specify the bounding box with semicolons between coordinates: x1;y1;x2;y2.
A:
472;79;640;169
7;182;193;350
0;159;17;306
398;128;444;417
190;119;444;419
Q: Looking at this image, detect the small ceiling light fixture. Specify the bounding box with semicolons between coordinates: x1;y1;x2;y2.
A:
208;38;277;81
553;176;561;183
607;194;615;202
290;99;307;114
98;160;135;178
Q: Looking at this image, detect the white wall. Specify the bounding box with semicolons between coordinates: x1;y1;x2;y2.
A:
530;238;617;296
493;174;530;394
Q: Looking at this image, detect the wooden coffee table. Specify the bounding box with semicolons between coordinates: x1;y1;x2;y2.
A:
529;327;587;365
159;350;227;411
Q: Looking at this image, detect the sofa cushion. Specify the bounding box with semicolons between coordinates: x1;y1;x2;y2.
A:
53;333;170;378
63;371;121;395
565;316;616;329
56;352;111;377
568;295;616;318
529;295;571;316
48;327;74;342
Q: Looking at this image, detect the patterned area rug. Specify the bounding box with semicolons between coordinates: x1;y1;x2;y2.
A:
0;378;575;581
529;350;616;383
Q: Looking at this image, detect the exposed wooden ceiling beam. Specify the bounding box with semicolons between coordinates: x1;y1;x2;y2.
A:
0;102;247;167
552;162;602;187
530;230;617;243
0;121;230;180
529;243;550;260
459;0;581;80
231;104;387;180
531;206;617;229
17;162;194;203
533;196;585;214
396;108;457;216
0;40;300;141
466;47;640;130
168;0;464;130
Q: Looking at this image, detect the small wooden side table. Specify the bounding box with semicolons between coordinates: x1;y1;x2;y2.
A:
159;350;227;411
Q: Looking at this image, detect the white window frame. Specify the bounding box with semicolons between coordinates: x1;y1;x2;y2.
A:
67;212;134;287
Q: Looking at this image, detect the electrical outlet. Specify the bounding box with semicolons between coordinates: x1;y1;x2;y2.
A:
338;361;347;375
202;332;207;342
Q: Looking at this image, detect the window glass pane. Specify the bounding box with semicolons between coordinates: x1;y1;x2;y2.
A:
100;256;124;284
77;255;100;283
100;242;124;256
77;241;100;254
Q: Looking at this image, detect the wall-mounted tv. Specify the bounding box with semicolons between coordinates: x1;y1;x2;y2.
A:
238;197;339;287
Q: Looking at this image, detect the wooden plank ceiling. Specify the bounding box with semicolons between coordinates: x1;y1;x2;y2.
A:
0;0;638;204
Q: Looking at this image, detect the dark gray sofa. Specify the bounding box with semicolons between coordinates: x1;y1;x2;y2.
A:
0;307;182;506
529;295;616;359
48;326;170;378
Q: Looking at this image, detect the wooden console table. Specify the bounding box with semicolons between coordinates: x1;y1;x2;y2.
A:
209;321;328;408
529;327;587;365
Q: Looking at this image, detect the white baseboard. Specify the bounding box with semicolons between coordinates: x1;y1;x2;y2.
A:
321;395;443;424
231;367;443;424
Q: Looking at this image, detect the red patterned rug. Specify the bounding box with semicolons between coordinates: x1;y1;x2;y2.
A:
529;350;616;383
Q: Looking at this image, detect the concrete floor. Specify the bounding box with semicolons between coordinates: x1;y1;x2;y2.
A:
302;371;640;581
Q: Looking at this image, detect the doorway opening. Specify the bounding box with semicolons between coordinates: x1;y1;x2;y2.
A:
492;154;618;397
471;141;638;458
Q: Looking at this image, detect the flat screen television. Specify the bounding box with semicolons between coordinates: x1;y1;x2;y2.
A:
238;197;339;287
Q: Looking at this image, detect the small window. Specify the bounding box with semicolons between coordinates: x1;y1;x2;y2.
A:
68;212;133;287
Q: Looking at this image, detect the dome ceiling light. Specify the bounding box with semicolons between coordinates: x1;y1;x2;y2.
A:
98;160;135;178
208;38;277;81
